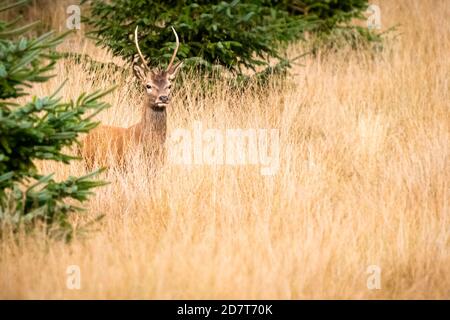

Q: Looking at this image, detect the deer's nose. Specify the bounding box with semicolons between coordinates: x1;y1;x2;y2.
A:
159;96;169;103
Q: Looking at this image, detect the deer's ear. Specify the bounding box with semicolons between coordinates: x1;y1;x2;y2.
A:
133;64;146;82
168;61;183;80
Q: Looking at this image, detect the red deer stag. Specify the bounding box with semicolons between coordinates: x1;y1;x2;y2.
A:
81;26;183;168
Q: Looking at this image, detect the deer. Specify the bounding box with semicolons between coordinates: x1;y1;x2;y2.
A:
81;26;183;169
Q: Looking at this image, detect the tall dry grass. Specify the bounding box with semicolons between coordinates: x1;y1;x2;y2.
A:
0;0;449;299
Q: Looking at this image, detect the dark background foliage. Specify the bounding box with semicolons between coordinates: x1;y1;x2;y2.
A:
82;0;376;75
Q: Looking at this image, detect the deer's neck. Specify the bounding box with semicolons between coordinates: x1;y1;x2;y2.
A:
136;99;167;145
135;100;167;148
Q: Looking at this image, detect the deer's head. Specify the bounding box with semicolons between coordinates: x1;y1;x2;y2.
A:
133;26;183;111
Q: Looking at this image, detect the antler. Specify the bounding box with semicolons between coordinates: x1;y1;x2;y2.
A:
134;26;150;71
166;26;180;72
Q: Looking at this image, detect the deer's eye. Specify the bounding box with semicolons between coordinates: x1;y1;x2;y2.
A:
167;84;172;90
146;84;152;90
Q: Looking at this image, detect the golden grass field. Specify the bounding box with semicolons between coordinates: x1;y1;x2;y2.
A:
0;0;449;299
